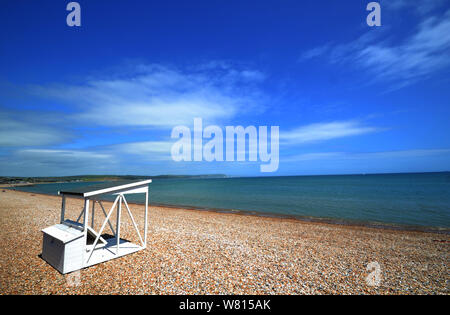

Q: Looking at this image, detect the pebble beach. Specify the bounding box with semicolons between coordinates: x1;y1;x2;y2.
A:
0;189;448;295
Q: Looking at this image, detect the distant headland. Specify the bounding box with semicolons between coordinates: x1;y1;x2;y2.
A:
0;174;228;185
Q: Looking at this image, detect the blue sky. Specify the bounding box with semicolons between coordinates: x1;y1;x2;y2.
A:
1;0;450;176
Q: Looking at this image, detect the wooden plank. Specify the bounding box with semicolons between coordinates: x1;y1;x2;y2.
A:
58;179;151;197
42;224;84;244
85;239;143;267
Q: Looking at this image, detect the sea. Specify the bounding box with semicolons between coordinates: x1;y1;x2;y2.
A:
10;172;450;231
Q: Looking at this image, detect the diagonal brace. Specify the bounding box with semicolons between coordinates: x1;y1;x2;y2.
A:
122;195;145;247
86;195;120;264
98;200;116;236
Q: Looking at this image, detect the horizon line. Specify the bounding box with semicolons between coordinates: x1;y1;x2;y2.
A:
2;170;449;179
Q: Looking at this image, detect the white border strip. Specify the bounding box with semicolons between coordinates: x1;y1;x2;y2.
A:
83;179;152;197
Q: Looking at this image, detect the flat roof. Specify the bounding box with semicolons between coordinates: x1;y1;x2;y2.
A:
42;223;84;244
59;179;151;197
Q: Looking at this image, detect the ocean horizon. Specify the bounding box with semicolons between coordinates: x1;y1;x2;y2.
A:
9;171;450;231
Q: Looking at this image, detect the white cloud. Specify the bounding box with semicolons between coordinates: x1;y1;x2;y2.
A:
0;113;71;147
300;9;450;88
114;141;173;153
281;120;380;145
299;45;331;61
111;141;174;160
357;10;450;84
283;152;345;162
1;149;117;176
381;0;446;15
76;99;233;127
17;149;112;163
285;149;450;162
0;142;175;176
33;63;266;128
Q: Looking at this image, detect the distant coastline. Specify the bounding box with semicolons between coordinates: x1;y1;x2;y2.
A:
1;171;449;186
0;174;228;186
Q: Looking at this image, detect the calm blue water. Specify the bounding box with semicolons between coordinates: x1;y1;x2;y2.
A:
11;173;450;229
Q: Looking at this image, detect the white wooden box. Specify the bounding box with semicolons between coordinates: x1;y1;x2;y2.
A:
42;223;85;274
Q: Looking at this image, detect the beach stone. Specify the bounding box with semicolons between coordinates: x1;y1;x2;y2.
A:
0;189;448;295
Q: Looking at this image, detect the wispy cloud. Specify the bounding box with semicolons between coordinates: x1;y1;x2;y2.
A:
33;63;266;128
284;152;345;162
0;112;72;147
357;10;450;85
0;149;117;176
281;120;380;145
285;149;450;162
110;141;174;160
299;44;332;61
0;62;270;175
300;9;450;88
381;0;447;15
17;149;112;161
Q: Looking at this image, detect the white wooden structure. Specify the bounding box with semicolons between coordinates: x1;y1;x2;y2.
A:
41;179;151;274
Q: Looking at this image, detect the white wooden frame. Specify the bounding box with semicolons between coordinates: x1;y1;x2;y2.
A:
58;180;151;269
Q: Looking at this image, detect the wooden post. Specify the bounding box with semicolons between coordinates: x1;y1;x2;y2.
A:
91;201;95;229
144;187;149;248
60;194;66;223
116;195;122;255
83;198;90;230
83;198;90;262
